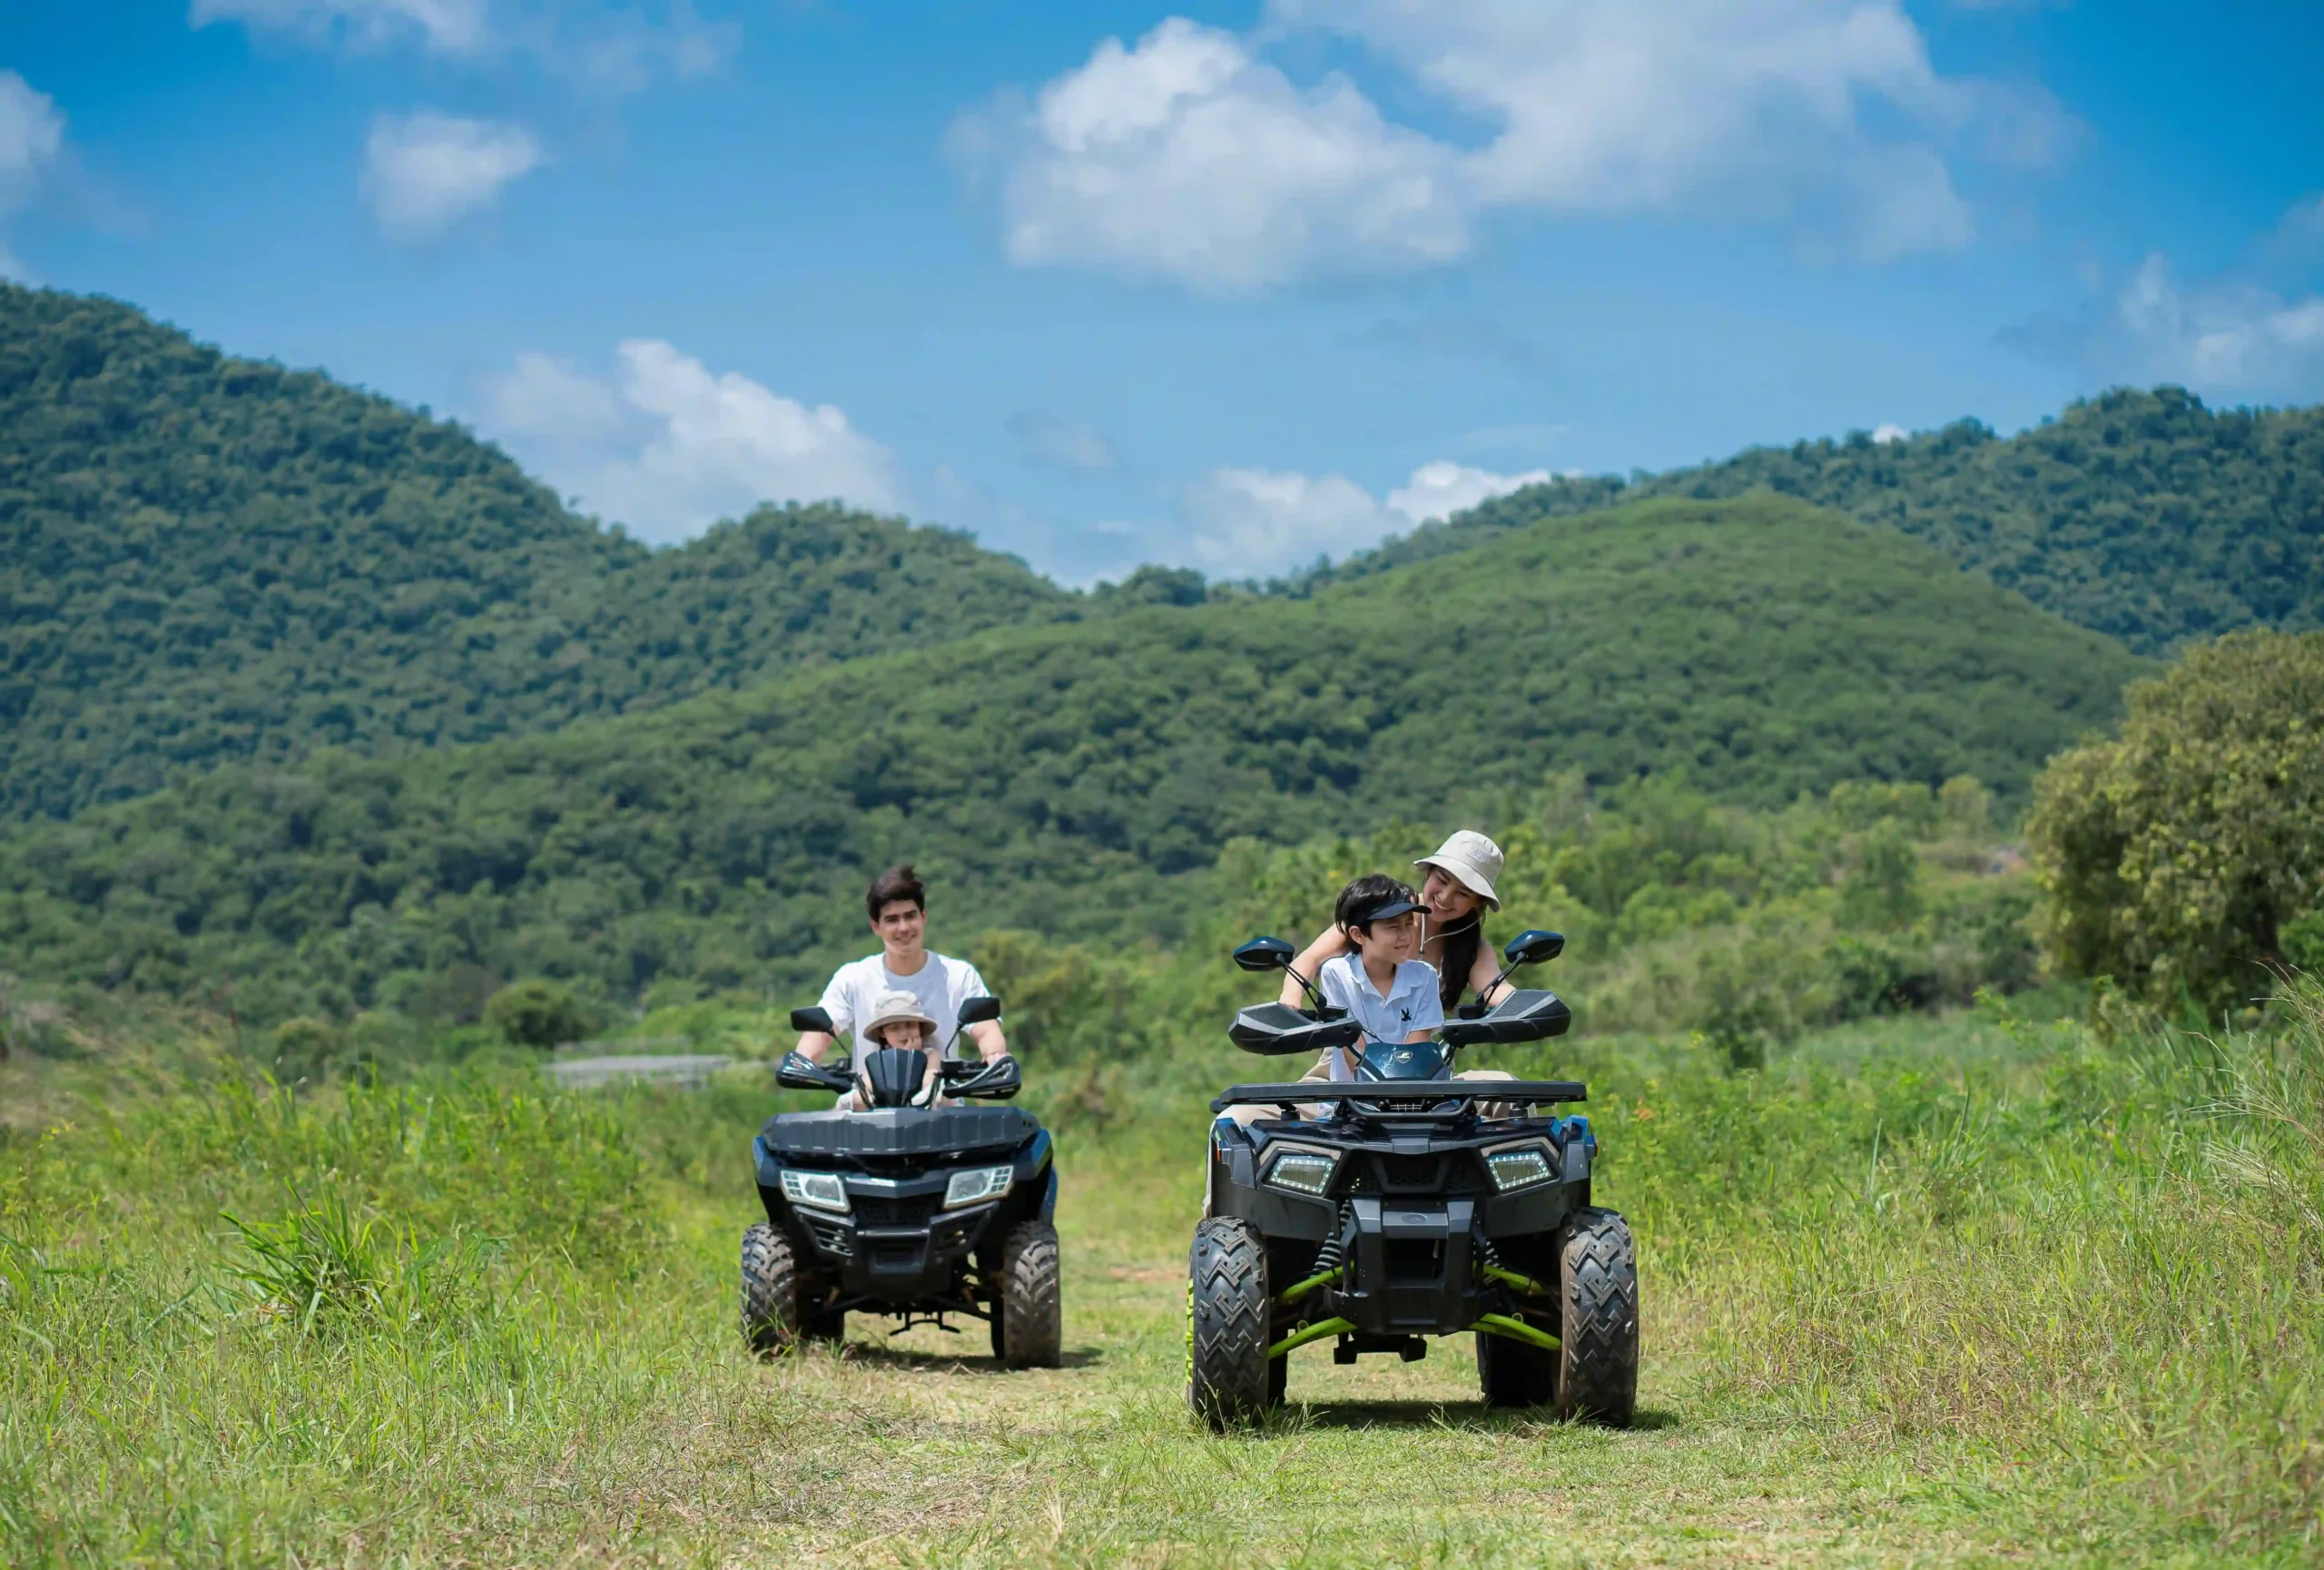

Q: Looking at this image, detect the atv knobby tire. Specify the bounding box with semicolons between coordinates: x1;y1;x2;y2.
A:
996;1219;1063;1368
740;1221;803;1357
1557;1207;1639;1426
1477;1311;1559;1407
1187;1217;1271;1428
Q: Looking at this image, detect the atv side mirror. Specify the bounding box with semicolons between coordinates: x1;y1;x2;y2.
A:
790;1005;836;1035
956;995;1002;1027
1502;930;1565;967
776;1050;852;1093
1233;936;1296;973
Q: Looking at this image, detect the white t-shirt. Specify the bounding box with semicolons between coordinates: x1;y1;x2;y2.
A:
1316;953;1444;1081
816;951;992;1070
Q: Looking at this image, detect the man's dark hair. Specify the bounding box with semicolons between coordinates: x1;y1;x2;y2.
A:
1334;874;1417;939
866;864;927;922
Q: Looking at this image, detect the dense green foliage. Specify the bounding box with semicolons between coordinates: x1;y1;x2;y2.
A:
0;496;2142;1023
0;285;1075;820
1210;772;2042;1066
1302;387;2324;657
2028;628;2324;1009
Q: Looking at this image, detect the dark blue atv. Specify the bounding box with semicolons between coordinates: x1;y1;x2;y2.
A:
742;995;1061;1367
1188;930;1638;1427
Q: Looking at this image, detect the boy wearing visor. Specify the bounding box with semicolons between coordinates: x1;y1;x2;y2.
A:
1310;874;1445;1078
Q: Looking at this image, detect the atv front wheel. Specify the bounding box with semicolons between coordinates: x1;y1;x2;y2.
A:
1187;1217;1271;1428
740;1221;803;1357
1557;1207;1639;1426
997;1219;1062;1369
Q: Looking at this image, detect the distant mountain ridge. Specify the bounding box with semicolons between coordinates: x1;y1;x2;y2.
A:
0;285;1076;820
1294;388;2324;658
4;284;2305;836
0;496;2146;1021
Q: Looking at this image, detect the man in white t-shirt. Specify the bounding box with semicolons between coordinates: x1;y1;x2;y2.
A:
793;864;1010;1091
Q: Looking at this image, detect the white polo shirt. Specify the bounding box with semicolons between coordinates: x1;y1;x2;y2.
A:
816;951;990;1070
1316;953;1444;1081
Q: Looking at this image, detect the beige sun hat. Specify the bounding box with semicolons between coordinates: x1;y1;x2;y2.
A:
1414;829;1503;910
861;989;939;1042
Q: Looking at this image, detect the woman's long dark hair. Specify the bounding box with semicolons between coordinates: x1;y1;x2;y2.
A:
1432;912;1482;1012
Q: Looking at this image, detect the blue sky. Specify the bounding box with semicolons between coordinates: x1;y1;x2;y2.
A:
5;1;2320;583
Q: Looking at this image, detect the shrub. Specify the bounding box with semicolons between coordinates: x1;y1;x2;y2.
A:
482;978;591;1050
2027;629;2324;1008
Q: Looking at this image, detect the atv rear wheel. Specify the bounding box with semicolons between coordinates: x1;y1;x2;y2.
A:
1187;1217;1271;1428
1557;1207;1639;1426
997;1219;1062;1369
740;1221;803;1357
1477;1314;1558;1407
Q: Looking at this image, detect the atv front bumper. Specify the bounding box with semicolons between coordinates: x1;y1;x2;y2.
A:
1209;1113;1593;1338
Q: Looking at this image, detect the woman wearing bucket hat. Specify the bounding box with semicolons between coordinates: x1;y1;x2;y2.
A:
1276;829;1512;1016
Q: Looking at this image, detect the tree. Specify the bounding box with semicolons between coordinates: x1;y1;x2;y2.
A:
2027;629;2324;1008
484;979;591;1050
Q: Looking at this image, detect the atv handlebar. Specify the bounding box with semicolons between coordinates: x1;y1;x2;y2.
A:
1208;1079;1587;1114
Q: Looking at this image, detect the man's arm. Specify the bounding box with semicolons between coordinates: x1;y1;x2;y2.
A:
1281;928;1350;1009
967;1020;1009;1062
793;969;854;1064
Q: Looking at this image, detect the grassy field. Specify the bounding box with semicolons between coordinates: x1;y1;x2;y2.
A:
4;994;2321;1566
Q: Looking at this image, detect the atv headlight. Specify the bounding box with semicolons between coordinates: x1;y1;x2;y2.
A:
1265;1150;1338;1197
1484;1143;1556;1193
779;1169;851;1214
944;1164;1014;1209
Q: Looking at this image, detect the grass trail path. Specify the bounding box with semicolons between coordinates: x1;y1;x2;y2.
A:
664;1158;2079;1567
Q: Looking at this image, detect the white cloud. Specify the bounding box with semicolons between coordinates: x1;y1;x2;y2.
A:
1185;467;1398;574
363;110;542;238
1179;457;1549;575
1386;459;1551;524
2110;251;2324;394
192;0;493;55
950;17;1466;292
478;340;903;543
192;0;733;97
955;2;2065;291
1006;409;1119;471
0;71;64;281
486;350;623;442
1872;421;1907;443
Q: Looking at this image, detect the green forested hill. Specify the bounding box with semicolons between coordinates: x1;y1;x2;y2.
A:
0;286;1074;820
1302;388;2324;657
0;496;2145;1021
5;287;2304;832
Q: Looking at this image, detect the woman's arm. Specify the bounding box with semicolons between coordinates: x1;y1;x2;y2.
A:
1470;942;1512;1007
1279;926;1353;1009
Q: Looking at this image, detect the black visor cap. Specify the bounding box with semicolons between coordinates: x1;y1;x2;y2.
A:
1354;896;1424;926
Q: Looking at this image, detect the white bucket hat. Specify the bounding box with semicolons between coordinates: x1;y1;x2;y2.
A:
861;989;938;1042
1414;829;1503;910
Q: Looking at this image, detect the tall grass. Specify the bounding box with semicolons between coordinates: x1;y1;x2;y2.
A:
3;992;2321;1562
1689;986;2324;1550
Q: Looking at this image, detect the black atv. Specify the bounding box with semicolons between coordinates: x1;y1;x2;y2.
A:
741;995;1062;1368
1187;930;1638;1428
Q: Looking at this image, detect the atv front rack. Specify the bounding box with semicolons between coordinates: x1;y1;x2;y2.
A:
1209;1080;1587;1114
